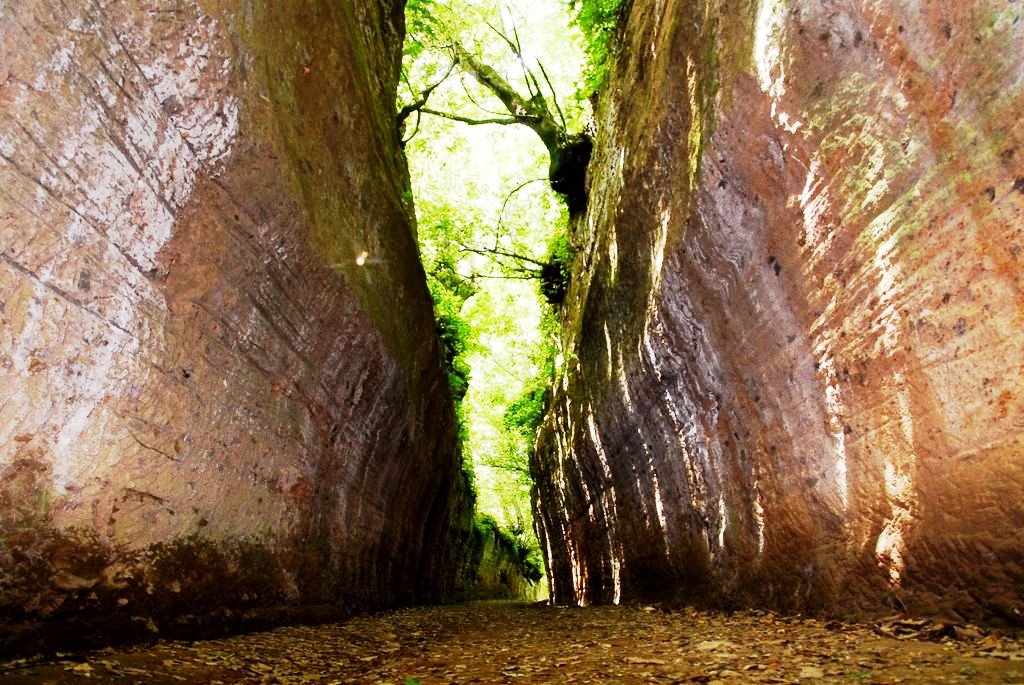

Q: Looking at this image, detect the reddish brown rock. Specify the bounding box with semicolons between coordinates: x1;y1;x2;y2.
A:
0;0;475;654
535;0;1024;627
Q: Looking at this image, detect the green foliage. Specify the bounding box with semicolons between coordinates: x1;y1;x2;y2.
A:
522;548;544;584
420;212;478;408
474;514;544;584
401;0;585;594
404;0;440;60
503;387;546;440
569;0;627;95
499;383;546;471
539;232;573;304
418;213;478;481
482;302;558;508
430;279;472;404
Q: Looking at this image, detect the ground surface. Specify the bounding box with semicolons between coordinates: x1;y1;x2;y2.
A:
0;602;1021;683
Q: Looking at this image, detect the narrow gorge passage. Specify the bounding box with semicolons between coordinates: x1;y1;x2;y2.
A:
2;0;1023;678
2;602;1022;684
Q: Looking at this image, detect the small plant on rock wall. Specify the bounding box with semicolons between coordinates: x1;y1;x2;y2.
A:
569;0;628;96
539;233;572;305
474;514;544;584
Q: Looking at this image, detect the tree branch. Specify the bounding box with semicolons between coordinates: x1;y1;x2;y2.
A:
459;244;548;269
495;178;547;237
453;41;539;121
419;108;527;126
459;72;514;117
484;18;519;55
473;273;539;281
397;59;457;127
537;61;568;131
482;459;532;477
450;39;565;164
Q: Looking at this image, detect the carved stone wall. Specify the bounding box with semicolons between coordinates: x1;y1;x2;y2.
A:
0;0;473;654
535;0;1024;627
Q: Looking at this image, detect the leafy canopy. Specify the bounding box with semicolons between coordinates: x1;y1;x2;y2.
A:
401;0;585;576
567;0;627;95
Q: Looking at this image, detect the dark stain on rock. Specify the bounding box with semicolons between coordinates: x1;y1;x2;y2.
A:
161;95;184;116
954;317;968;335
1013;177;1024;194
0;525;350;658
77;270;91;291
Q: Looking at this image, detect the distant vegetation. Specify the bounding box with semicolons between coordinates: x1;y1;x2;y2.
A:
399;0;627;589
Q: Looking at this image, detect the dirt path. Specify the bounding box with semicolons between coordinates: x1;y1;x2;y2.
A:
1;602;1021;683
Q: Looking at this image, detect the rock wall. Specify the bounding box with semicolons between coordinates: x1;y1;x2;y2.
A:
468;520;543;602
0;0;474;654
534;0;1024;627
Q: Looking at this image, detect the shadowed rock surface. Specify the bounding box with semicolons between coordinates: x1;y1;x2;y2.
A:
0;0;528;655
534;0;1024;626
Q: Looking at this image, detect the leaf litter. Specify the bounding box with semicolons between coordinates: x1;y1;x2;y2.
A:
0;601;1021;683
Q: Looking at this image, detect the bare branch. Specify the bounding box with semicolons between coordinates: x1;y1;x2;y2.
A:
537;61;568;131
495;178;548;236
459;243;548;269
451;39;564;158
459;72;513;117
484;18;519;55
401;69;417;100
511;22;524;55
420;108;525;126
507;23;545;101
453;41;533;118
481;459;532;477
466;252;540;279
403;111;423;144
397;59;458;127
473;273;539;281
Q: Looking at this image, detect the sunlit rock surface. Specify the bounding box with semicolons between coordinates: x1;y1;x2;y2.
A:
534;0;1024;626
0;0;478;654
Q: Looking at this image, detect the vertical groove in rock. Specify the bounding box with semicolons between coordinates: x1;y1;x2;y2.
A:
535;0;1024;626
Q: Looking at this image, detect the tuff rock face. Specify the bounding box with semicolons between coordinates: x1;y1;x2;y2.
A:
470;526;544;602
0;0;482;654
535;0;1024;627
